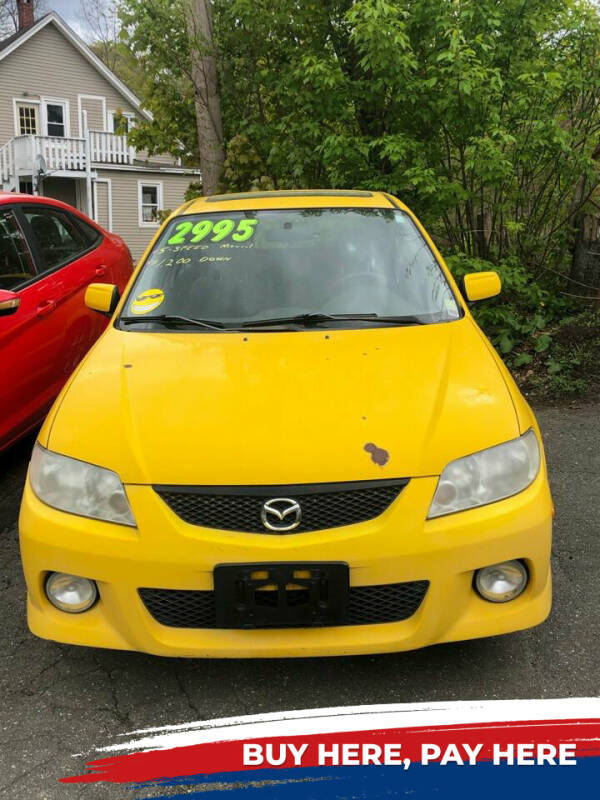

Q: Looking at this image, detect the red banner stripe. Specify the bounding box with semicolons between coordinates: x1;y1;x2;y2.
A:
62;718;600;785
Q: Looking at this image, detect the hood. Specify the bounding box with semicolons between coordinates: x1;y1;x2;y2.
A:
48;319;518;485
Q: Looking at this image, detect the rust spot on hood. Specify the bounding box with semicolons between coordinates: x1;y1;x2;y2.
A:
364;442;389;467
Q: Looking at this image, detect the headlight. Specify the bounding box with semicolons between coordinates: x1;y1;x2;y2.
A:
428;429;541;518
29;443;136;526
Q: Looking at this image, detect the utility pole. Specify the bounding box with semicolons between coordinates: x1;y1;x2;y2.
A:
187;0;224;195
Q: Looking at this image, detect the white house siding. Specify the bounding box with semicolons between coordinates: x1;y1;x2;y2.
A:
0;21;180;167
0;23;139;143
80;96;105;132
96;168;192;262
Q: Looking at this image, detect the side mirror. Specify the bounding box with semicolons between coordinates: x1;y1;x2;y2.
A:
85;283;120;316
462;271;501;303
0;289;20;317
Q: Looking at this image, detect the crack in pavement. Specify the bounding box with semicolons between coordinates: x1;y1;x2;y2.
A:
92;654;133;728
174;664;202;719
0;756;56;797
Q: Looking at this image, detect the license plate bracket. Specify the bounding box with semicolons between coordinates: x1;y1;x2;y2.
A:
214;562;350;629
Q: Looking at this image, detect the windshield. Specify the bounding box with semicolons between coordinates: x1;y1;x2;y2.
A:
120;208;461;328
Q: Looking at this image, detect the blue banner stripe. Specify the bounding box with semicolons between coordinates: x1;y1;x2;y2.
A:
134;759;600;800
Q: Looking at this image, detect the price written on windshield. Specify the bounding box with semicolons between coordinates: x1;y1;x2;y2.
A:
167;218;258;245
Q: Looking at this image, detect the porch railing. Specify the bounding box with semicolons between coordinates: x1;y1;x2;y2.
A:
0;139;14;184
88;130;136;165
10;134;87;173
0;131;137;183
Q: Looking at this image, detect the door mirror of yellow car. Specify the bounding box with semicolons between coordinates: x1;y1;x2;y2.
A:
85;283;120;316
462;271;502;303
0;289;20;317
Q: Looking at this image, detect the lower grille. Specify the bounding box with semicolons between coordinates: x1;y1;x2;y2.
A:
139;580;429;629
348;582;428;626
154;478;408;534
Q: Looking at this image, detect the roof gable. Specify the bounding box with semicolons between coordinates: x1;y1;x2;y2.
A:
0;15;47;54
0;12;151;121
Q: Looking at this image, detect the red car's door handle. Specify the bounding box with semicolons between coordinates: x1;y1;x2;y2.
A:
36;299;56;317
95;265;108;277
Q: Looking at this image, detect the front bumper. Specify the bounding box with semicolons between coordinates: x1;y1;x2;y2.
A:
19;471;552;658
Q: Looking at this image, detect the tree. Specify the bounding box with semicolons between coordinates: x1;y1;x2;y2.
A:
216;0;600;268
79;0;144;96
116;0;600;275
0;0;45;37
79;0;121;71
187;0;223;194
118;0;201;164
118;0;223;189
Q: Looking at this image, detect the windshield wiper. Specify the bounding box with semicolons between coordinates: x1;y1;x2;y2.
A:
120;312;430;331
120;314;226;330
241;313;427;328
241;313;337;328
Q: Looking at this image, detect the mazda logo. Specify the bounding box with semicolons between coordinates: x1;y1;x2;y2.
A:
261;498;302;532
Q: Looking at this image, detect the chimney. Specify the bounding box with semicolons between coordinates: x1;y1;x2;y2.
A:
17;0;34;30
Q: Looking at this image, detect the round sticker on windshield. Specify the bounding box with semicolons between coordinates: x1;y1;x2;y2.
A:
129;288;165;315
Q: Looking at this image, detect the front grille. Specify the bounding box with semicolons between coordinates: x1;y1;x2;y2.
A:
138;580;428;629
154;478;408;534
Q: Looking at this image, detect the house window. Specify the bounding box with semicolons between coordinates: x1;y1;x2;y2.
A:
19;179;33;194
46;103;66;137
138;182;163;226
112;112;134;134
18;105;38;135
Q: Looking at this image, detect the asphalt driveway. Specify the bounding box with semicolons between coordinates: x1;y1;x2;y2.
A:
0;402;598;798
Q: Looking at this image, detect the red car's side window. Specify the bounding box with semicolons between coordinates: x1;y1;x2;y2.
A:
75;217;102;247
23;207;88;273
0;210;36;291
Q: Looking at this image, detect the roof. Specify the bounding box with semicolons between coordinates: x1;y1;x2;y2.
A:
0;14;49;53
183;189;402;216
205;190;376;202
0;12;152;122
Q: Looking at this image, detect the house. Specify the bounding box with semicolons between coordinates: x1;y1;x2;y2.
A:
0;2;199;260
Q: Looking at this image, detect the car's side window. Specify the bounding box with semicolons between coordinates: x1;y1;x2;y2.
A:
23;207;87;272
0;210;36;290
75;217;103;247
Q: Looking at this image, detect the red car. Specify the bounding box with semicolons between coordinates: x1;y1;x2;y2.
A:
0;193;132;452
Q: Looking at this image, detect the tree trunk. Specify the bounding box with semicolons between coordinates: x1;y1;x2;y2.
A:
187;0;224;195
571;212;600;294
570;143;600;290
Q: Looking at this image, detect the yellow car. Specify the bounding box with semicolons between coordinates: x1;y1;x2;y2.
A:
19;190;552;658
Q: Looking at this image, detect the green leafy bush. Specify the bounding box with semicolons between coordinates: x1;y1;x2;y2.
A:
446;253;600;396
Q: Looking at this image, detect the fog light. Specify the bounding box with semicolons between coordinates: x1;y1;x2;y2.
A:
475;560;528;603
45;573;98;613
